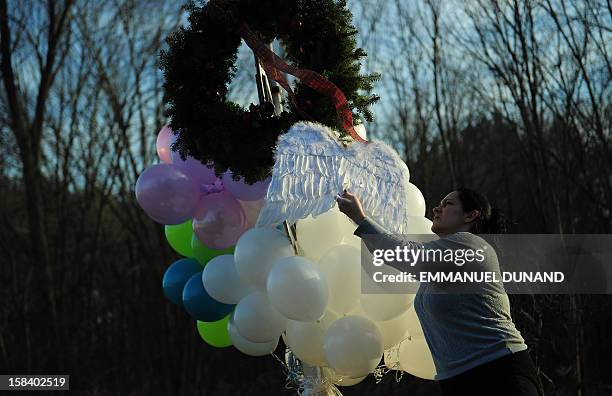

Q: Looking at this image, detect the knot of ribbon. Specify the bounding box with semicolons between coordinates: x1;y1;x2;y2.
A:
239;23;367;144
200;178;224;196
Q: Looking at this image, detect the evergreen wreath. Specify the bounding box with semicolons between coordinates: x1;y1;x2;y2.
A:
160;0;380;183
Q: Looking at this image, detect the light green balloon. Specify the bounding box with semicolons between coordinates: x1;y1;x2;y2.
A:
165;220;194;257
191;235;234;265
197;315;232;348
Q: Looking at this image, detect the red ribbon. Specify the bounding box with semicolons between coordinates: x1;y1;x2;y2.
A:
239;23;367;143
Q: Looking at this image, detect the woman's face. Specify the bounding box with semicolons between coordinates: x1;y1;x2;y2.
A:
431;191;478;236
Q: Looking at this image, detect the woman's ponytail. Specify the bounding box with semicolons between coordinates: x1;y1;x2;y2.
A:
456;188;509;234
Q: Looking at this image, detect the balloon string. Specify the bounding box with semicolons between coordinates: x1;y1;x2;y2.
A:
239;23;367;144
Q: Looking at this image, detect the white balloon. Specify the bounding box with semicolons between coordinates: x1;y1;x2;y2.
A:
345;302;368;317
297;208;346;261
406;183;426;217
405;216;434;235
267;256;328;321
233;291;287;342
337;207;359;240
228;316;279;356
405;306;425;339
286;310;339;366
234;228;295;289
318;245;362;314
384;336;436;380
337;198;363;250
202;255;252;304
281;329;288;346
374;308;412;350
360;287;415;321
324;316;383;377
334;374;367;387
341;234;363;249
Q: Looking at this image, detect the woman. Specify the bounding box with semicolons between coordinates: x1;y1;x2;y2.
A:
337;188;542;396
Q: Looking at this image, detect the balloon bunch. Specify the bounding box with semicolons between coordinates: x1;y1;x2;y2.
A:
137;125;269;242
282;206;437;383
205;207;436;384
135;125;269;347
135;125;438;388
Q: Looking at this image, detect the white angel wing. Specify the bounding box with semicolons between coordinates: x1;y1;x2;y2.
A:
341;131;412;234
256;121;412;234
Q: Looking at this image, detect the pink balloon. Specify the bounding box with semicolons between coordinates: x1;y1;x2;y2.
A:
135;164;200;225
222;172;271;201
156;125;176;164
192;191;247;249
238;198;265;229
171;150;217;186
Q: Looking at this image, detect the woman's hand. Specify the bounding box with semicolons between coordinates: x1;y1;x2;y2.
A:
336;190;367;225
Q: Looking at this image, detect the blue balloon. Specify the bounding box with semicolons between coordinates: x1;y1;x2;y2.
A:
162;258;202;307
182;272;235;321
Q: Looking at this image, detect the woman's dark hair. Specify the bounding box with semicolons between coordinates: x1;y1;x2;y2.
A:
455;188;508;234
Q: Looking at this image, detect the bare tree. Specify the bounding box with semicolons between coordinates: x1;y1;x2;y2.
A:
1;0;75;334
1;0;185;382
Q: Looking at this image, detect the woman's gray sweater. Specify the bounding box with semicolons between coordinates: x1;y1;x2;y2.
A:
354;217;527;380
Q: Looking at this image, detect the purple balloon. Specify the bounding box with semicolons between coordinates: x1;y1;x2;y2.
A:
156;125;176;164
192;191;247;249
135;164;201;225
170;150;217;186
222;172;271;201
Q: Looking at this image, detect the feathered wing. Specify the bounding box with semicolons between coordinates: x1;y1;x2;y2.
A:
256;122;412;234
341;138;412;234
256;122;345;228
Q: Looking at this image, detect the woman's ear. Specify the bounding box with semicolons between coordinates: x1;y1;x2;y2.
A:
464;210;480;223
